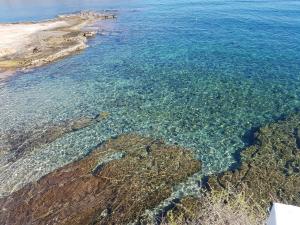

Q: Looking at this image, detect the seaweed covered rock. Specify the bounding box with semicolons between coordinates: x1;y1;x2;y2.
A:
207;113;300;208
165;114;300;225
164;190;266;225
0;134;200;225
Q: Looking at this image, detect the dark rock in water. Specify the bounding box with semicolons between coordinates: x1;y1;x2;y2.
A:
69;116;95;131
165;114;300;224
0;134;200;225
1;115;98;161
94;111;110;121
293;128;300;149
207;113;300;208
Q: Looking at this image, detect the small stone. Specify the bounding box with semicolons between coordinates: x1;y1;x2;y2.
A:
100;209;108;218
32;47;40;54
95;111;110;121
82;31;97;38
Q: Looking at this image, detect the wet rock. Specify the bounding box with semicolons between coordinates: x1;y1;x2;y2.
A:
69;116;95;131
95;111;110;121
207;113;300;208
165;114;300;224
82;31;97;38
75;11;116;20
0;134;200;225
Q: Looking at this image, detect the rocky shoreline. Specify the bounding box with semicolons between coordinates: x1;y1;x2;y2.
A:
0;113;299;224
166;113;300;224
0;11;116;80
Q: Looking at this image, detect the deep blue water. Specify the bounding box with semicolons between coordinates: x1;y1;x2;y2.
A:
1;0;300;195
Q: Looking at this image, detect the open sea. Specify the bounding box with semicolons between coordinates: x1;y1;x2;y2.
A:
1;0;300;196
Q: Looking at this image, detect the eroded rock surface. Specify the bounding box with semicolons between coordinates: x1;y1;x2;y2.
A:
0;134;200;225
0;11;116;78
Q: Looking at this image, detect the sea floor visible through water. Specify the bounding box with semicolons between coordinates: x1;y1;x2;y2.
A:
1;0;300;197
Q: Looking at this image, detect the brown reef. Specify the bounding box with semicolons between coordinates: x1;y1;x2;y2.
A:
207;113;300;208
166;113;300;224
1;113;300;224
0;134;200;225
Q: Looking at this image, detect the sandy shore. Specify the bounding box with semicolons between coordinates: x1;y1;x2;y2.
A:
0;11;116;80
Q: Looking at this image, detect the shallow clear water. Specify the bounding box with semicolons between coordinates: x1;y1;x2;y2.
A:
1;0;300;195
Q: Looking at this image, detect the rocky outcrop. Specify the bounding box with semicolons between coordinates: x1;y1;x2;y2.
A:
166;113;300;224
2;112;299;224
0;134;200;225
207;113;300;208
0;11;116;77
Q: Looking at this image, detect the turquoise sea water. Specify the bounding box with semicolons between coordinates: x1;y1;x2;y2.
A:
1;0;300;195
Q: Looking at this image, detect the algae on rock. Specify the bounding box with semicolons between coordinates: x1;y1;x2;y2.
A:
207;113;300;208
165;113;300;225
0;134;200;225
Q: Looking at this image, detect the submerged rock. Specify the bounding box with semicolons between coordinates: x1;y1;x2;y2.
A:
207;113;300;208
167;113;300;223
0;134;200;225
0;115;100;161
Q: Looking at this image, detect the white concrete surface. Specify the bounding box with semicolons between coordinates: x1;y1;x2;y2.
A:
267;203;300;225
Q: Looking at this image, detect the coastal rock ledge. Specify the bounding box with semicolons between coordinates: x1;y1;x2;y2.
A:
0;134;200;225
0;11;116;79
